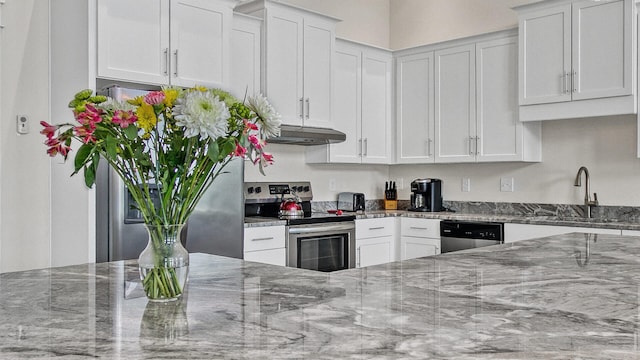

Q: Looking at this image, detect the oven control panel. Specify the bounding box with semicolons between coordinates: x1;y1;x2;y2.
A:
244;181;313;203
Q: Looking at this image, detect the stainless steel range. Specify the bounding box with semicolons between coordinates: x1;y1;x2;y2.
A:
244;181;356;272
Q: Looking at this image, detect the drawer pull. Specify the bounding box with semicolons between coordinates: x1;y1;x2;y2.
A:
409;227;428;230
251;237;274;242
368;227;385;230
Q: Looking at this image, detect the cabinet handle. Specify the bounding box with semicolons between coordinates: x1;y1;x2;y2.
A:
409;226;428;230
427;138;433;157
364;138;368;156
369;226;384;230
305;98;310;119
469;137;474;155
163;48;169;76
251;237;274;242
358;139;363;156
0;0;4;29
299;98;304;119
572;71;577;93
357;247;361;268
475;136;480;155
173;49;179;77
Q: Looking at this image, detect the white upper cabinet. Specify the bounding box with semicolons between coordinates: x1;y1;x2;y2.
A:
236;0;338;127
434;44;477;163
517;0;636;121
396;29;541;164
230;13;261;99
307;39;392;164
97;0;234;88
396;52;435;164
476;36;541;162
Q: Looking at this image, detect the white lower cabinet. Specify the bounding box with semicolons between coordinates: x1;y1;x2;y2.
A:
399;218;441;260
355;218;397;268
504;223;621;243
243;225;286;266
621;230;640;236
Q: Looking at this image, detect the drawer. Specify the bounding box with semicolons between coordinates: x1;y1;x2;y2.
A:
401;218;440;238
244;226;286;252
356;217;396;239
244;248;286;266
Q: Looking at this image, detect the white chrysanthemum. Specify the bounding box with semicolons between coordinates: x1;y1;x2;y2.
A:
101;97;136;113
173;91;230;140
247;94;281;138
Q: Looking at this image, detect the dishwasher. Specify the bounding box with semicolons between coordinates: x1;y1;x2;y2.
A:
440;220;504;253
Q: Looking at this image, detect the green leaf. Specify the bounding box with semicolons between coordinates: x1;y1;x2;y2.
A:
84;163;96;188
220;140;235;159
207;142;220;162
74;144;93;173
105;135;117;160
124;125;138;140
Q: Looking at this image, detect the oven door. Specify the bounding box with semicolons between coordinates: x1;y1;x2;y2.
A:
286;222;356;272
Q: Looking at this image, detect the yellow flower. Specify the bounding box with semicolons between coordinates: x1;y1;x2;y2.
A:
194;86;208;92
136;103;157;134
162;88;180;108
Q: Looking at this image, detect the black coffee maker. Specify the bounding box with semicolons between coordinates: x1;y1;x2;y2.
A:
408;178;443;212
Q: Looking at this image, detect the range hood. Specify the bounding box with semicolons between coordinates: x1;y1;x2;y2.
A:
268;124;346;146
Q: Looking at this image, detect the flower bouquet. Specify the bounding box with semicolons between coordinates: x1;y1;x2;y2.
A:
41;86;280;301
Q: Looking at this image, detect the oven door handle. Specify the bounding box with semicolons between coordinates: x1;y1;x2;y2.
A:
287;223;355;235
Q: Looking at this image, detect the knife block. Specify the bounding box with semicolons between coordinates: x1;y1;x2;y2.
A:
384;199;397;210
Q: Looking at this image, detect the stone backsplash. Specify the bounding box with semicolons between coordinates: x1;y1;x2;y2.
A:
312;200;640;223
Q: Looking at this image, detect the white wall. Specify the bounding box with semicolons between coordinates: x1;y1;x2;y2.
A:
390;0;539;50
279;0;391;48
0;0;52;272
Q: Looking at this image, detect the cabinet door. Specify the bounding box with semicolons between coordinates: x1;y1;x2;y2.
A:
361;48;392;164
519;5;571;105
265;9;304;126
302;16;334;128
435;44;476;163
170;0;232;88
476;36;522;162
230;14;261;99
572;0;633;100
400;236;440;261
330;41;362;163
97;0;170;85
396;52;435;164
357;236;394;268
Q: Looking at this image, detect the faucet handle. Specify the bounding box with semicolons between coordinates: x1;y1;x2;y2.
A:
591;192;599;206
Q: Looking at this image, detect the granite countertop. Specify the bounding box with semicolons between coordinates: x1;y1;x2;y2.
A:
245;209;640;230
2;233;640;358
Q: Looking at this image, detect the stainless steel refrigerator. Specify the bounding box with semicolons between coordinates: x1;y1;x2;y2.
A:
95;86;244;262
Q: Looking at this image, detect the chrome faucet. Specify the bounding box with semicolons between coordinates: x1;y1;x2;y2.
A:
574;166;599;218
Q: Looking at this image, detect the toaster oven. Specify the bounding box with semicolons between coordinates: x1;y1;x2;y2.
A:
337;192;365;212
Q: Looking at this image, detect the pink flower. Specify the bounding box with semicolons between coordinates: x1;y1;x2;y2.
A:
75;104;102;128
144;91;165;105
233;143;247;158
40;121;58;139
74;126;96;144
112;110;137;128
248;134;262;149
243;119;259;133
262;152;274;164
44;137;71;158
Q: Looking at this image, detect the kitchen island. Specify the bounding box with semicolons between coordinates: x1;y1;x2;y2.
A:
1;233;639;359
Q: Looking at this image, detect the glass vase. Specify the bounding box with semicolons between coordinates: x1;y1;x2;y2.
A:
139;224;189;302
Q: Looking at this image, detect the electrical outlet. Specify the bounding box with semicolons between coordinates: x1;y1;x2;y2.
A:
500;177;514;192
462;178;471;192
397;178;404;190
329;178;337;191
